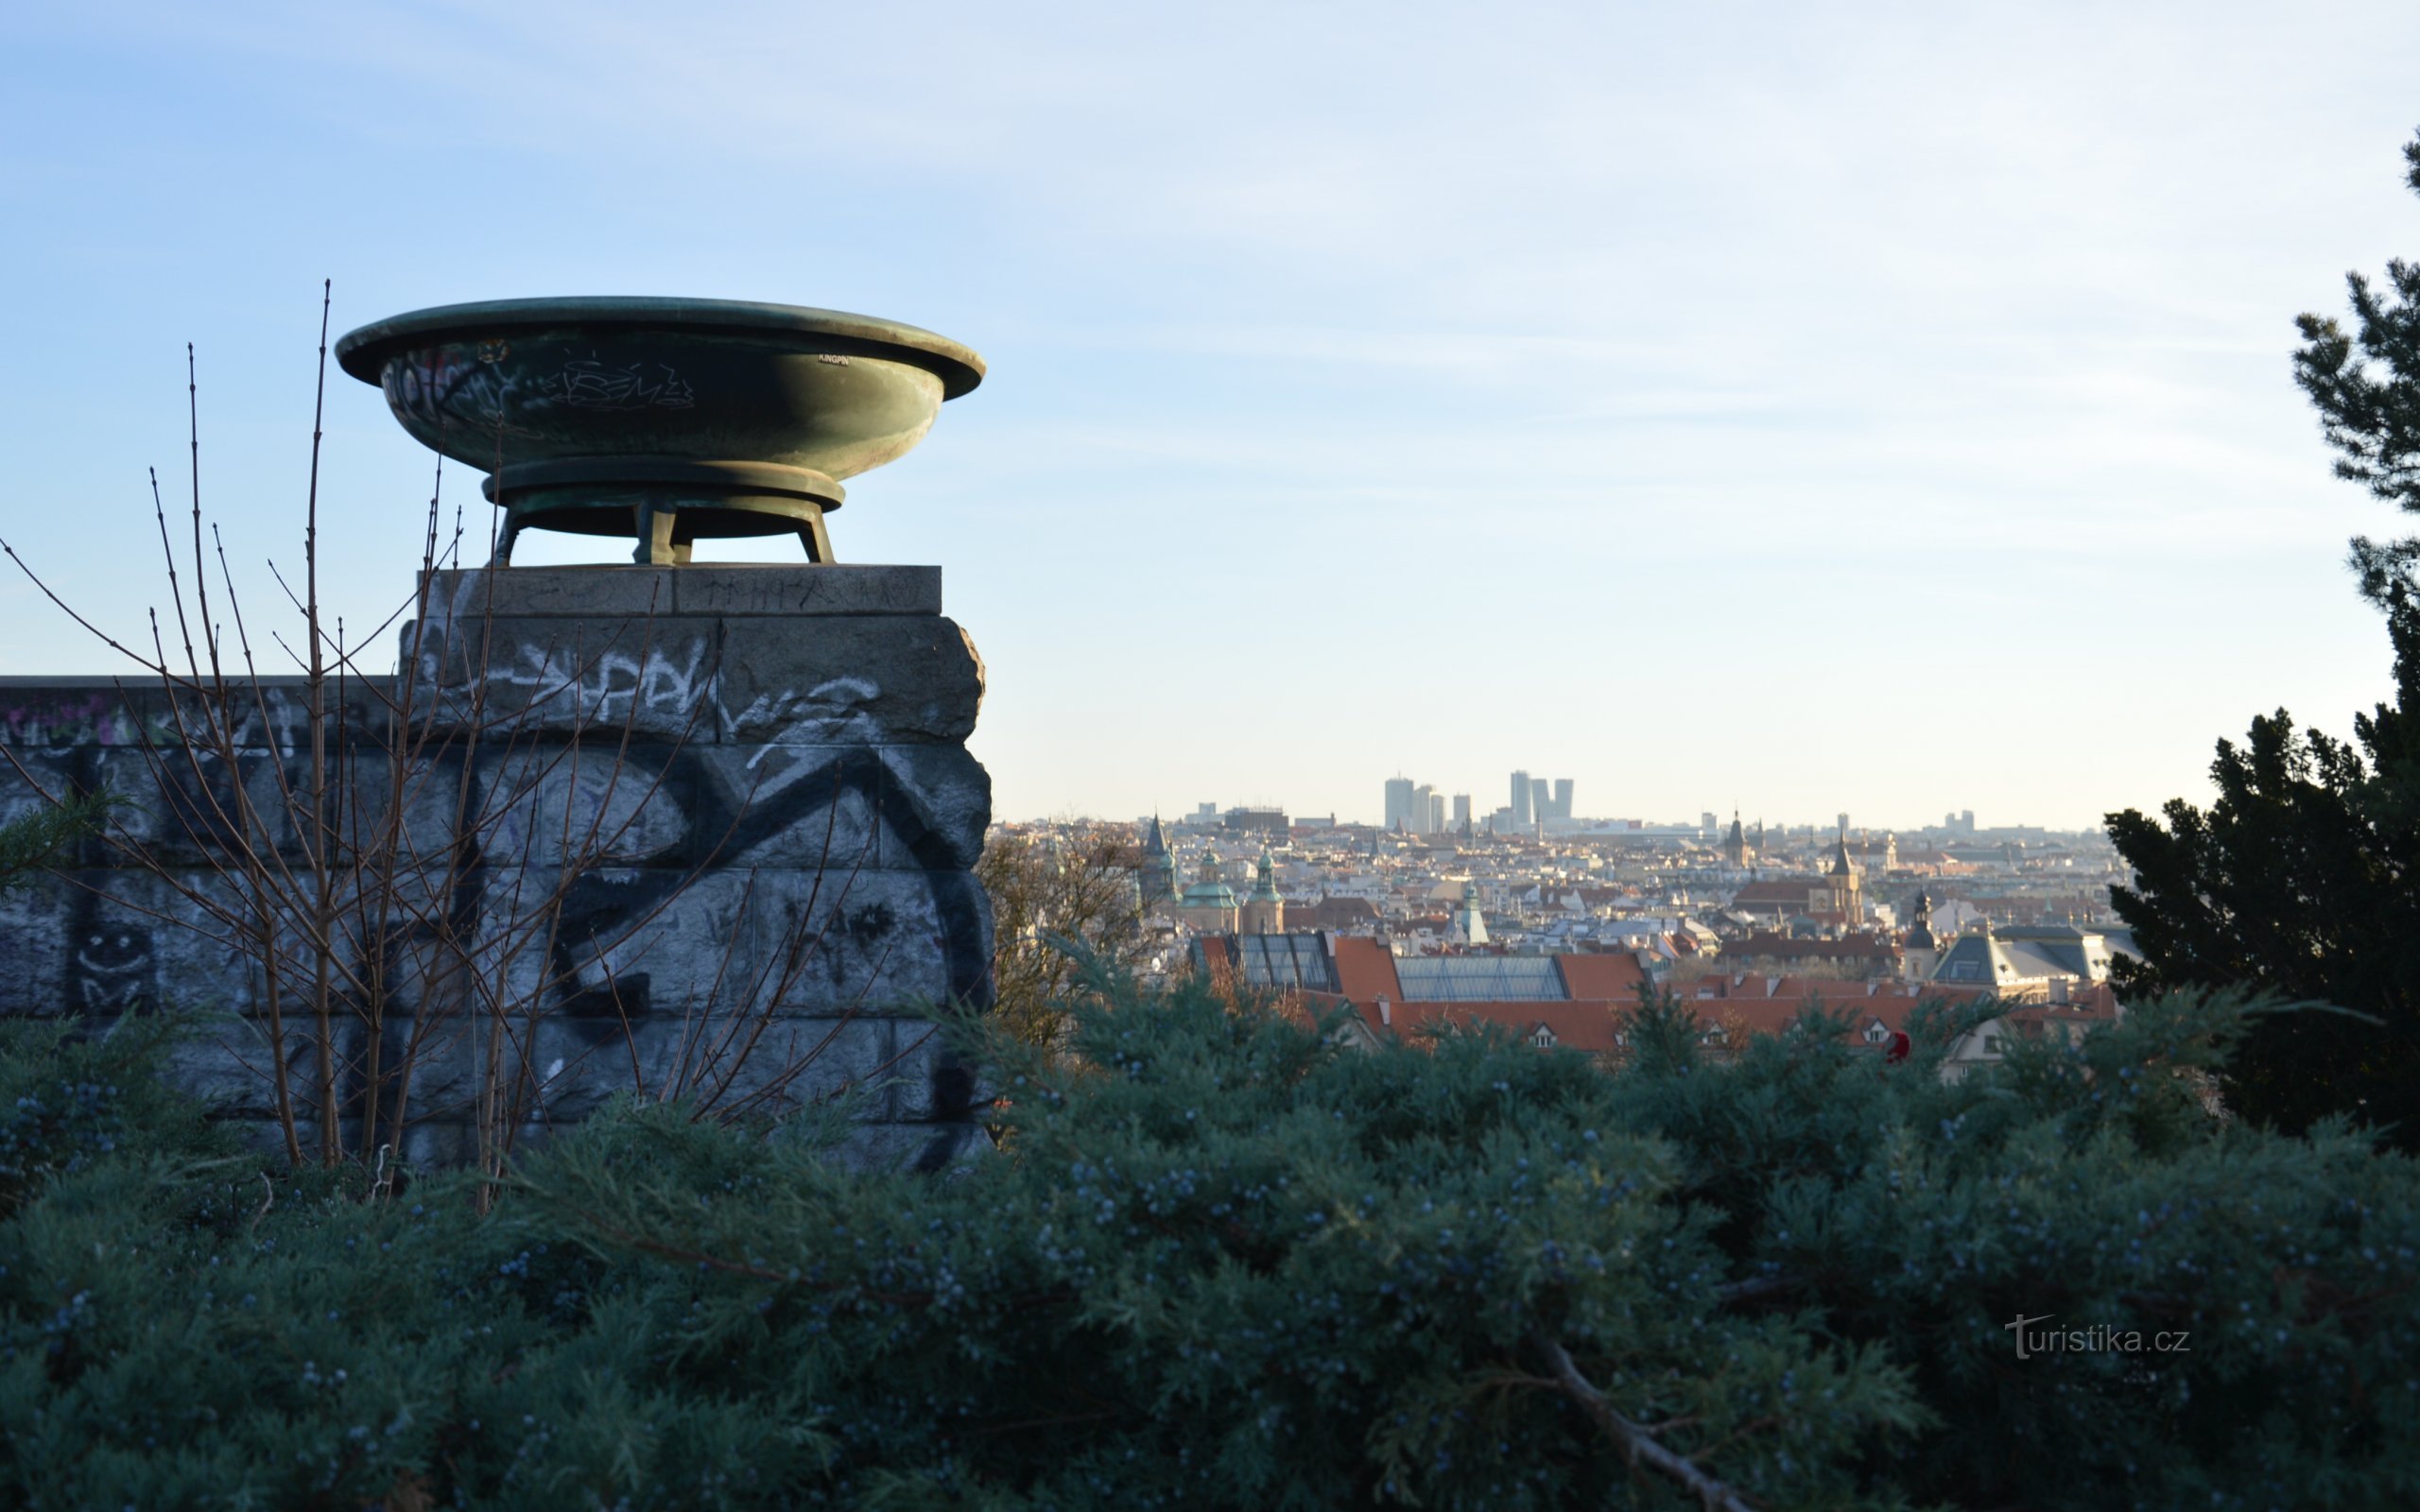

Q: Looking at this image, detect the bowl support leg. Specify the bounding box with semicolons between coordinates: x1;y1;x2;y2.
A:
797;508;836;564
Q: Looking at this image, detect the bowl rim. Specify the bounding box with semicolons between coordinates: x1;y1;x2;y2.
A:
334;296;985;399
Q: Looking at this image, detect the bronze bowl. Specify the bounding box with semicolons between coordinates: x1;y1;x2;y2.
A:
335;297;984;564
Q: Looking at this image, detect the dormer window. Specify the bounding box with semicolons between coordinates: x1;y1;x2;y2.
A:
1531;1025;1557;1049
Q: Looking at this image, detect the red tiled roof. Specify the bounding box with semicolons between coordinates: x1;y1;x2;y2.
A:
1555;952;1650;1003
1288;896;1383;931
1296;943;2037;1057
1330;936;1402;1005
1726;932;1898;964
1390;1001;1627;1053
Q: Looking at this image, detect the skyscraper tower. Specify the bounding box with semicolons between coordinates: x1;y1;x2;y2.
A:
1510;770;1532;827
1530;779;1550;827
1551;779;1574;821
1384;777;1416;832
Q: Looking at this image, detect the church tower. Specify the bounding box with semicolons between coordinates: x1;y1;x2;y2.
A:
1448;879;1490;947
1239;850;1285;934
1138;815;1179;911
1825;819;1863;925
1904;889;1939;981
1176;848;1240;934
1722;810;1754;868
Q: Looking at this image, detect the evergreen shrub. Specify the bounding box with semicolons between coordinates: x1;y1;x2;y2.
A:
0;980;2414;1510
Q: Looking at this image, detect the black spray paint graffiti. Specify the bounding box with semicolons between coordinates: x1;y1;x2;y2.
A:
536;745;988;1015
12;713;987;1167
68;911;154;1015
334;739;989;1169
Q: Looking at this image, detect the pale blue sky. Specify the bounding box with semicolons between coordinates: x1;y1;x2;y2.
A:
4;2;2416;830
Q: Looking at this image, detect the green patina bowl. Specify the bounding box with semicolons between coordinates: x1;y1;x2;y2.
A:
334;297;984;564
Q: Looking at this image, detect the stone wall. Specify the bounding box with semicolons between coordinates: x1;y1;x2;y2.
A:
0;564;993;1170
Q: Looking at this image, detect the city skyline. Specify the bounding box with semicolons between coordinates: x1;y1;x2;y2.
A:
6;4;2419;832
1054;785;2063;838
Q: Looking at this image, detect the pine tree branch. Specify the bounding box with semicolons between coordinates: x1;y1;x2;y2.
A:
571;1211;1078;1314
1523;1333;1763;1512
1715;1270;1819;1307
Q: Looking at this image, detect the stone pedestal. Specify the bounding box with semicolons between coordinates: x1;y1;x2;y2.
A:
399;563;994;1168
0;565;994;1172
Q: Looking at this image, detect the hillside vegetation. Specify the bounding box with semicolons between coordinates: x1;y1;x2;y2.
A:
1;979;2412;1510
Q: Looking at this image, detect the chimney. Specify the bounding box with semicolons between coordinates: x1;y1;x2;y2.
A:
1378;995;1392;1027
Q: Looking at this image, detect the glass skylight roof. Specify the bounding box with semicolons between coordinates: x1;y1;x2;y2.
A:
1235;934;1340;993
1393;956;1566;1003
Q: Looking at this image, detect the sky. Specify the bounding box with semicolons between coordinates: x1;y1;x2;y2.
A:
3;2;2417;833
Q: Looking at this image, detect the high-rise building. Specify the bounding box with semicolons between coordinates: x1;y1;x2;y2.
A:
1552;779;1574;821
1530;779;1550;825
1426;791;1445;833
1452;794;1473;830
1384;777;1416;831
1223;807;1288;837
1510;770;1532;827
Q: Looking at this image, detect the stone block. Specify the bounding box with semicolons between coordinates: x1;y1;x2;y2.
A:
452;864;766;1022
402;616;721;742
887;1022;982;1123
1;746;398;868
419;566;679;621
830;1119;987;1176
748;865;992;1017
510;863;989;1021
715;616;983;745
416;564;941;621
632;1012;910;1121
416;563;943;616
672;565;940;618
161;1026;303;1119
693;744;990;871
0;868;268;1018
0;875;78;1016
461;742;702;868
0;677;389;751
